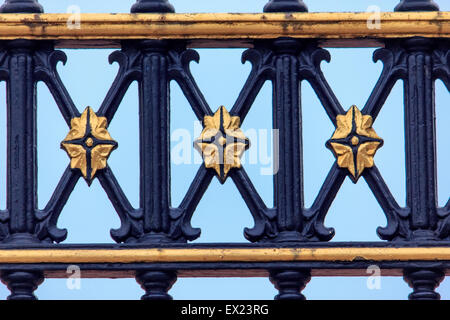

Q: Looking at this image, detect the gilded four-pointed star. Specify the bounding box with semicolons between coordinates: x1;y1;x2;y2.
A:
326;105;383;183
194;106;250;183
61;107;118;185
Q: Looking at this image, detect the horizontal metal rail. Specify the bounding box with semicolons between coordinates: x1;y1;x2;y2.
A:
0;12;447;48
2;246;450;263
0;0;447;300
0;244;447;278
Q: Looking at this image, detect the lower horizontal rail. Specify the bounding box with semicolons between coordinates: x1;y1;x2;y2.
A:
0;247;449;263
42;269;406;279
0;245;448;278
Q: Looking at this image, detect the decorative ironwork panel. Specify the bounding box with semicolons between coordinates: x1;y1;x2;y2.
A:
0;0;446;301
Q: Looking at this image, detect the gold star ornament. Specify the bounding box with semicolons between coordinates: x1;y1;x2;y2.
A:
326;105;383;183
194;106;250;183
61;107;118;185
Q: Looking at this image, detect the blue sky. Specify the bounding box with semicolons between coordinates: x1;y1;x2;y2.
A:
0;0;448;300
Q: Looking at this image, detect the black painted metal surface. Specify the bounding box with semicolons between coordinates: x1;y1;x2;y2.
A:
0;0;42;13
0;0;447;300
263;0;308;13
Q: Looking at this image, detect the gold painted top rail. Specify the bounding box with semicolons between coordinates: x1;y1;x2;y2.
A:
0;12;448;48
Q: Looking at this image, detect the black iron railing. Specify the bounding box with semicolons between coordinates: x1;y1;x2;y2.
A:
0;0;447;300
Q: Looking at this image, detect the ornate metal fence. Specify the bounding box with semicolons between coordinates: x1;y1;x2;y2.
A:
0;0;447;300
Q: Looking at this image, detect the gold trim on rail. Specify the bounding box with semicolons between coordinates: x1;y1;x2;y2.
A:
0;12;447;44
0;247;449;264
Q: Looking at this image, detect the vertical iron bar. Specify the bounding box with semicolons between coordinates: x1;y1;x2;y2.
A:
403;38;438;239
272;38;304;243
395;0;444;300
265;0;310;300
0;0;44;300
132;2;177;300
401;36;445;300
139;40;172;242
6;40;38;241
135;39;177;299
